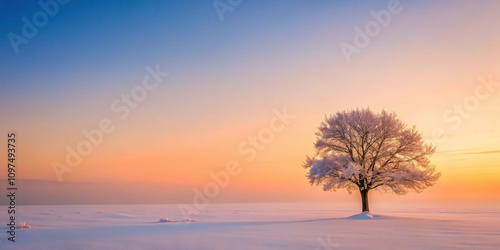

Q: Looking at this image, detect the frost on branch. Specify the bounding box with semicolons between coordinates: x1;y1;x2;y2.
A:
303;108;441;200
307;155;362;194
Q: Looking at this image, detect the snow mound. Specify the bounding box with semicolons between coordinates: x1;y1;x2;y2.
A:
159;218;175;223
346;212;379;220
17;222;32;229
182;218;196;222
158;218;196;223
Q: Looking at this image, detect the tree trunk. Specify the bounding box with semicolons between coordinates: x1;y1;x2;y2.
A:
360;189;369;212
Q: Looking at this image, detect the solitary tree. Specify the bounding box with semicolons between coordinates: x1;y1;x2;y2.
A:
303;108;440;212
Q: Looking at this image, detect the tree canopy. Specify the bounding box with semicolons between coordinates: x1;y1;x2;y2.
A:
303;108;441;211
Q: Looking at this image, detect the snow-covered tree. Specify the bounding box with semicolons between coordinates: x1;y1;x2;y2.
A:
303;108;440;212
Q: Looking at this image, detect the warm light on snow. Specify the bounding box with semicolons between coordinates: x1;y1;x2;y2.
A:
1;203;498;249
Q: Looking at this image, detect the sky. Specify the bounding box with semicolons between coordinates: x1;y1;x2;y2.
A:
1;0;499;206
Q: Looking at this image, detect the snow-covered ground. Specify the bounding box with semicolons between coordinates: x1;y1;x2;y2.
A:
1;203;498;249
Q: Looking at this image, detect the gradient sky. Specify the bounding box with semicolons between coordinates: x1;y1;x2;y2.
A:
1;0;499;205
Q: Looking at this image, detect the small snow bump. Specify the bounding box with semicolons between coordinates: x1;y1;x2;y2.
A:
17;222;32;229
158;217;196;223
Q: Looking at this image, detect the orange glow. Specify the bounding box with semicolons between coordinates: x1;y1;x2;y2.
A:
1;1;499;205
